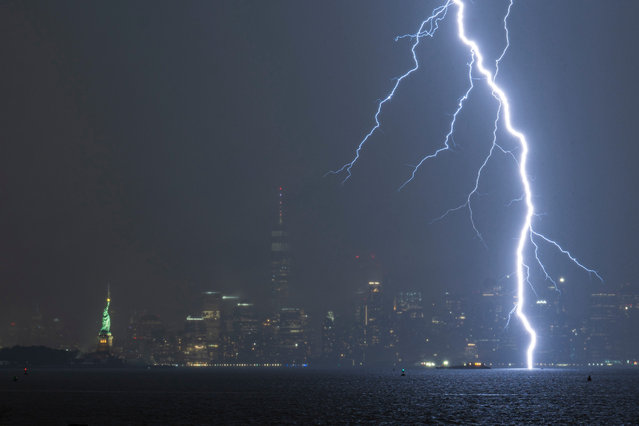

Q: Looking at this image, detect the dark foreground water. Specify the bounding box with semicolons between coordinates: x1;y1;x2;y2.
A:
1;367;638;425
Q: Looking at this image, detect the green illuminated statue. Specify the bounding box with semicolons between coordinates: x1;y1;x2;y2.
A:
100;287;111;335
96;286;114;353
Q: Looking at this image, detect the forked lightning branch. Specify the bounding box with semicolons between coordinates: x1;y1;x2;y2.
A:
329;0;602;369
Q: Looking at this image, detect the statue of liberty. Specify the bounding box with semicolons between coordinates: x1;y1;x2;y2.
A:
100;288;111;335
97;286;113;353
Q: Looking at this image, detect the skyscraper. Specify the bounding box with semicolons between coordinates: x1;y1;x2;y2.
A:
585;292;620;362
126;312;173;365
393;291;426;364
201;291;223;361
270;186;291;311
353;254;389;364
277;307;309;364
365;280;384;347
321;311;337;361
227;302;260;362
97;287;113;353
181;315;208;366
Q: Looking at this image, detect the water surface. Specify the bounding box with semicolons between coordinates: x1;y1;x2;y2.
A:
1;368;637;424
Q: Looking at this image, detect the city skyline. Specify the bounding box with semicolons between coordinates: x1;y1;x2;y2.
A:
2;188;637;367
1;1;638;367
5;265;637;367
2;2;639;425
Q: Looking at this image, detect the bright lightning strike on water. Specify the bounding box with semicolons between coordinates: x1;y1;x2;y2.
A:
329;0;602;369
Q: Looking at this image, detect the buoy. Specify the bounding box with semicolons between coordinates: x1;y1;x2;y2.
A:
12;376;18;382
401;368;406;377
587;375;592;382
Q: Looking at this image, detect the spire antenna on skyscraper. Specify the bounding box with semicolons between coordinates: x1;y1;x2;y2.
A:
278;186;284;226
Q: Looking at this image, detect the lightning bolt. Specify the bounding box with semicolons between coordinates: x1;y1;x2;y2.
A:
325;1;451;183
329;0;602;369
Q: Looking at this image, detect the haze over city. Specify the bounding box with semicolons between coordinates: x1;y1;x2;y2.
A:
1;0;638;367
4;1;639;424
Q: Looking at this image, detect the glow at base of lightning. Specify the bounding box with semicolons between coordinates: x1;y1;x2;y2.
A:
453;0;542;370
329;0;602;369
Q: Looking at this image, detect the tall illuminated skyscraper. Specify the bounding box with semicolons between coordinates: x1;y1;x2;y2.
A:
277;307;309;364
270;186;291;311
97;286;113;353
365;280;383;346
585;292;619;362
201;291;222;361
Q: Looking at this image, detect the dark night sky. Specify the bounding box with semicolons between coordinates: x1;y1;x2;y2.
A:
1;1;638;343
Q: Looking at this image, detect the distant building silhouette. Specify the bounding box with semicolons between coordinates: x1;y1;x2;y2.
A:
585;292;619;362
180;315;208;366
320;311;337;363
351;254;392;365
125;311;173;365
202;291;223;361
618;283;639;361
226;302;260;362
393;291;426;364
270;186;291;311
277;307;309;365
